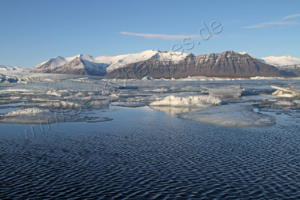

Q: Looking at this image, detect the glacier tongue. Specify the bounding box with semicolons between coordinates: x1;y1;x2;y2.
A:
97;50;158;72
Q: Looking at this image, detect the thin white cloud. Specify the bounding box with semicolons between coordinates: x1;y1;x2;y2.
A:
282;13;300;20
120;31;200;40
244;21;299;29
244;13;300;29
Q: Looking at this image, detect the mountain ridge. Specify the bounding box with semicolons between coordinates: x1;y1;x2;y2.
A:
29;50;297;78
106;51;285;79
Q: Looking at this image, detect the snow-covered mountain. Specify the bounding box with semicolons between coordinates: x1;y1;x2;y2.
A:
31;50;189;75
262;55;300;68
106;51;284;79
31;50;298;78
261;55;300;76
96;50;188;72
31;54;108;75
96;50;158;72
0;65;25;72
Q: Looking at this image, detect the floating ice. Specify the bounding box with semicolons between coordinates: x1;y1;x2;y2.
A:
39;101;81;109
141;76;154;80
0;107;112;124
209;86;243;99
0;108;64;124
271;86;300;98
179;104;276;127
0;74;22;83
46;90;70;97
150;95;221;107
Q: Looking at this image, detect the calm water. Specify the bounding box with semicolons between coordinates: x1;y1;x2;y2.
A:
0;105;300;199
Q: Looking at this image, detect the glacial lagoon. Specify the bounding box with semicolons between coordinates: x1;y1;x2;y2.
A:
0;75;300;199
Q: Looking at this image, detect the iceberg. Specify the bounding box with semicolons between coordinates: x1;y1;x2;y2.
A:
149;95;221;107
271;86;300;98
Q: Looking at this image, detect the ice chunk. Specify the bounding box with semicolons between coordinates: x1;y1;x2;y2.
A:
150;95;221;107
88;99;110;109
141;76;154;80
0;107;112;124
0;74;22;83
39;101;81;109
179;104;276;127
271;86;300;98
0;108;64;124
46;90;70;97
209;86;243;99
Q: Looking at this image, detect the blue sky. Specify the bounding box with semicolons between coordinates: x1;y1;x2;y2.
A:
0;0;299;68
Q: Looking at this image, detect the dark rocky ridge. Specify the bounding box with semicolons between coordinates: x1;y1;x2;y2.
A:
106;51;289;79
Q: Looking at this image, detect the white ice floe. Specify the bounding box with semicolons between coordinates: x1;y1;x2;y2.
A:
39;96;110;110
208;86;243;99
0;88;32;94
87;99;110;109
46;90;70;97
250;76;281;80
271;86;300;98
0;108;63;124
149;95;221;107
39;101;81;109
179;104;276;127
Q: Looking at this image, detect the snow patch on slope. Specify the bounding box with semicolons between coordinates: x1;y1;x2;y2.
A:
153;51;188;62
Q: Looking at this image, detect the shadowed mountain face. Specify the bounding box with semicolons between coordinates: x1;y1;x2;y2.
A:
106;51;286;79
